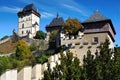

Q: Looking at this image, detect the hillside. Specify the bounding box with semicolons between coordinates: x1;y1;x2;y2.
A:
0;40;17;54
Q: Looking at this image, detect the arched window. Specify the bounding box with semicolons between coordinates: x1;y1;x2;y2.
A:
22;24;24;28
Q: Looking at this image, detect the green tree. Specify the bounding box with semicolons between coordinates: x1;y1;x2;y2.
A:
49;30;58;41
63;18;83;36
43;50;82;80
36;54;48;64
83;39;115;80
0;57;12;75
34;30;46;40
15;40;31;60
29;42;38;52
114;46;120;79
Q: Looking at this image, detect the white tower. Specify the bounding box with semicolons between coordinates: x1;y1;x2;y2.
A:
17;4;40;38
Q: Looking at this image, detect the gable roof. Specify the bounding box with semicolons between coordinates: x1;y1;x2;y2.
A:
84;10;108;22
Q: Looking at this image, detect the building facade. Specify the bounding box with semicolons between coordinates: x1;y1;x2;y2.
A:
17;4;40;38
46;13;64;41
46;10;116;63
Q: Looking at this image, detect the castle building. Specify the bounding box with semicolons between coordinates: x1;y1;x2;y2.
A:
46;13;64;41
17;4;40;38
46;10;116;63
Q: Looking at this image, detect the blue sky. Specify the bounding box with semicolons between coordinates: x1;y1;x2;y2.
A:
0;0;120;45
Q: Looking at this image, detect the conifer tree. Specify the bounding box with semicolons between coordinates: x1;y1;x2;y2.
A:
114;46;120;79
43;50;82;80
83;39;115;80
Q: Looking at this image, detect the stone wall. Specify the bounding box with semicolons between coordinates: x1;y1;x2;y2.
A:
0;37;10;45
60;32;114;64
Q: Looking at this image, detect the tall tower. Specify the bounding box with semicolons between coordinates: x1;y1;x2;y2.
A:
17;4;40;38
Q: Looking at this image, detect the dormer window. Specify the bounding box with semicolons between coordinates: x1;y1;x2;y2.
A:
93;37;99;43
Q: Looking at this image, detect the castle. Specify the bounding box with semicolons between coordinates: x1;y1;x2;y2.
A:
0;4;116;80
17;4;40;38
46;10;116;62
17;3;115;63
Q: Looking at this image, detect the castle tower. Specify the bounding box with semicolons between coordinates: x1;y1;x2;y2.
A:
17;4;40;38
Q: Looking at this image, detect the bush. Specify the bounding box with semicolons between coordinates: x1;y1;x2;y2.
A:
34;31;46;40
29;43;38;52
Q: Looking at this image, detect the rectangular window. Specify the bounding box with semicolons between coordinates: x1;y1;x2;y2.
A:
94;37;99;43
22;24;24;28
22;31;24;34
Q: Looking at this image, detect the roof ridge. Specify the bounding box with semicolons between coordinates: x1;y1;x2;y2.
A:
84;10;108;22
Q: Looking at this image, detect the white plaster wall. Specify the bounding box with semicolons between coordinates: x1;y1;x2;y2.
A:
18;14;32;37
0;70;17;80
107;35;114;48
32;64;42;80
31;13;40;31
17;66;32;80
0;72;6;80
18;13;40;38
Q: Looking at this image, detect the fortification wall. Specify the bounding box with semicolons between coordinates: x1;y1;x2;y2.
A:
0;53;60;80
0;37;10;45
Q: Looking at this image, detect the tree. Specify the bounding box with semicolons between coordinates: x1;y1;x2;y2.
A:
15;40;31;60
0;56;12;75
83;39;115;80
29;42;38;52
49;30;58;41
114;46;120;79
34;30;46;40
63;18;83;36
36;54;48;64
43;50;82;80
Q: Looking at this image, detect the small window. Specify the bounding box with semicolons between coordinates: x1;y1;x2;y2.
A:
22;31;24;34
22;24;24;28
26;30;28;33
93;37;98;43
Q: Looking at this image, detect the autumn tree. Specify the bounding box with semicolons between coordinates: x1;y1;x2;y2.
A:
15;40;31;60
63;18;83;36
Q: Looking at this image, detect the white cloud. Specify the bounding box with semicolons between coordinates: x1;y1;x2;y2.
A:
41;12;54;18
62;4;88;17
0;6;20;13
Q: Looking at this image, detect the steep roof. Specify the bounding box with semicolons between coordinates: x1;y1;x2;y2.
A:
84;10;108;22
48;13;64;27
23;4;37;12
18;4;40;17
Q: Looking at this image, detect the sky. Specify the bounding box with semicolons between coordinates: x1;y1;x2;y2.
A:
0;0;120;45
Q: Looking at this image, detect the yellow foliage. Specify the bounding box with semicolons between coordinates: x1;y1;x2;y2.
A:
63;18;83;35
15;40;31;60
